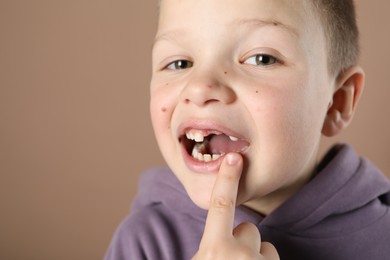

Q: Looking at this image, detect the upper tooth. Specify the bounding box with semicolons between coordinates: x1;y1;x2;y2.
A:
194;132;204;142
229;136;239;141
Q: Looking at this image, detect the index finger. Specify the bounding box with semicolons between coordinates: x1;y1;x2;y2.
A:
202;152;243;241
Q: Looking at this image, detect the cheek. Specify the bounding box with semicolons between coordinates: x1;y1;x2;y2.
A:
150;83;180;150
150;83;176;122
150;95;172;137
249;87;313;155
251;89;294;127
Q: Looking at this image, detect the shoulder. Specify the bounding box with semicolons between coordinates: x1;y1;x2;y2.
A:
261;145;390;259
105;167;206;260
131;167;183;209
105;202;204;260
105;203;175;260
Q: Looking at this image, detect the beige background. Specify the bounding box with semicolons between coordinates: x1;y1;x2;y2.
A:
0;1;389;259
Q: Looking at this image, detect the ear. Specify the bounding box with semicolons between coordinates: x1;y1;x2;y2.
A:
322;66;365;137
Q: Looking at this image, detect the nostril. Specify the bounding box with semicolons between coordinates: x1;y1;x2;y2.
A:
181;79;236;106
204;99;220;105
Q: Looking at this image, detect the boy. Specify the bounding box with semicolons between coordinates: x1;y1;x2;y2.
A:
106;0;390;259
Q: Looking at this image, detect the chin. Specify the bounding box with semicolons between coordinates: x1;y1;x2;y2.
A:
184;180;214;210
167;161;217;209
189;194;211;210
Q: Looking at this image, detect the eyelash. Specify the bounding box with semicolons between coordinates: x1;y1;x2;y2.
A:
242;54;279;66
165;60;194;70
162;54;279;71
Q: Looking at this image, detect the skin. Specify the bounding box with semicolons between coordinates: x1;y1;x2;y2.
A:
150;0;364;258
192;153;280;259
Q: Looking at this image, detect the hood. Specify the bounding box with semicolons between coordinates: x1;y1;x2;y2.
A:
262;144;390;236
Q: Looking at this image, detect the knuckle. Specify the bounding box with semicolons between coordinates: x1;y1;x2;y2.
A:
220;169;239;181
211;195;234;210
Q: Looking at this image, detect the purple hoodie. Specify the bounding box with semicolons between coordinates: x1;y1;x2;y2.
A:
105;144;390;260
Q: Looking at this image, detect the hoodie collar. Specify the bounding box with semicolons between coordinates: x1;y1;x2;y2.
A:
262;144;390;231
133;144;390;232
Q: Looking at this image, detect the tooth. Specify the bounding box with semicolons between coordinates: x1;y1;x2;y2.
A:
186;131;195;140
197;153;204;161
194;132;204;142
204;154;212;162
212;154;220;160
192;146;198;158
240;146;249;152
229;136;239;141
194;142;206;154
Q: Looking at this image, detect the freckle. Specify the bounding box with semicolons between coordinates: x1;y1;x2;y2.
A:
184;99;190;104
224;71;228;75
256;90;259;94
161;107;167;112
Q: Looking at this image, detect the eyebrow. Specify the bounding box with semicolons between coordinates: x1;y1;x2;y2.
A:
153;30;187;49
153;18;298;48
233;18;299;37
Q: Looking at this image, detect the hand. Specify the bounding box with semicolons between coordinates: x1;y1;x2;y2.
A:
192;153;280;260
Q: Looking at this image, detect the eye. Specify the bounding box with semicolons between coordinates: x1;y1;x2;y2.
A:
165;60;194;70
243;54;278;66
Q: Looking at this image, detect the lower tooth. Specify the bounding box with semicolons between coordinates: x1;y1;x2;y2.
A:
212;154;220;160
191;144;222;162
204;154;212;162
192;147;199;158
192;153;222;162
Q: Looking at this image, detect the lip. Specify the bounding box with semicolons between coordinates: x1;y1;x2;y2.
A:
177;119;248;140
177;119;249;174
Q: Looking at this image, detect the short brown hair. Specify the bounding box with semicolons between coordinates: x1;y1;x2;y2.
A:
311;0;360;77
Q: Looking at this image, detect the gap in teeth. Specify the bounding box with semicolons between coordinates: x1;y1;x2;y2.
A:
185;129;240;162
185;129;239;142
191;142;223;162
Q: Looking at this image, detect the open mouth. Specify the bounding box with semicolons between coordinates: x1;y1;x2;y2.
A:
180;129;250;162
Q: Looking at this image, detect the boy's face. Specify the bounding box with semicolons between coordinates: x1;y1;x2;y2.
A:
150;0;335;214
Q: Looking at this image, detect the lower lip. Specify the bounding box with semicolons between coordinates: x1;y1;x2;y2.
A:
181;144;224;174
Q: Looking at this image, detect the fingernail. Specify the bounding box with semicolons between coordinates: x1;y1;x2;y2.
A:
226;153;239;166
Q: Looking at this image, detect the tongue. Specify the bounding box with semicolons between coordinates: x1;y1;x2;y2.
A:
208;134;249;154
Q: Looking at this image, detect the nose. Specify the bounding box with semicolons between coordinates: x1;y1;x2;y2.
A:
180;71;236;107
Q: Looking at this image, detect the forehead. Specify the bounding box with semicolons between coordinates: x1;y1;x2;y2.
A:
157;0;316;38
